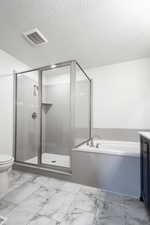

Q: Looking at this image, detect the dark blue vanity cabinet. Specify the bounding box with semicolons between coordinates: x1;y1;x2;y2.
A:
140;135;150;208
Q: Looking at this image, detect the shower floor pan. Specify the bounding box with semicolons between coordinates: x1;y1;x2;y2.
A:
26;153;70;168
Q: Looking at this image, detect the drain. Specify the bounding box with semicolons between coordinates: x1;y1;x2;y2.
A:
0;216;7;225
51;160;56;163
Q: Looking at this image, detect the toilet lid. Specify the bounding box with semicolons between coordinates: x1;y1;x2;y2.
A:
0;155;13;164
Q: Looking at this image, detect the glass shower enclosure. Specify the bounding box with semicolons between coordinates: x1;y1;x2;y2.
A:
14;60;91;172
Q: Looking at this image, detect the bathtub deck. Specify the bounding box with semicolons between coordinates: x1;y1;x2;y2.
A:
0;170;149;225
73;140;140;157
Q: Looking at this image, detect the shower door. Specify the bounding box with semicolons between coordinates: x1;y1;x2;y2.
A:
40;65;71;169
15;71;40;165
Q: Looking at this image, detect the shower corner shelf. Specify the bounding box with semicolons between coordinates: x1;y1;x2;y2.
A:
41;103;52;113
41;102;53;105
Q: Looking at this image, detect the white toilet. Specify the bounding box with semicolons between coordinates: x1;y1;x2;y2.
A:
0;155;14;193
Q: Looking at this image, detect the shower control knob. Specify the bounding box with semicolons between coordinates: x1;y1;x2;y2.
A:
32;112;37;119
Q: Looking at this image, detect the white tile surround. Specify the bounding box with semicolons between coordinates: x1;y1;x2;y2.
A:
26;153;70;168
0;170;149;225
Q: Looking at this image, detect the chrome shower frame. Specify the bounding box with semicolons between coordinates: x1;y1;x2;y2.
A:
13;60;92;174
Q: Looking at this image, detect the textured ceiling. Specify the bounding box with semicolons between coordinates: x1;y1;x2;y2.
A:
0;0;150;68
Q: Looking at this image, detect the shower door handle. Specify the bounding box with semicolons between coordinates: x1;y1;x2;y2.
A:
32;112;37;119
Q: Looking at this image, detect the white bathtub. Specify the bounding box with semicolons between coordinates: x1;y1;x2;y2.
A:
72;140;140;197
76;140;140;157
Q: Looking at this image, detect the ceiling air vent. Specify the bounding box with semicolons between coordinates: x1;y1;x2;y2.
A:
23;28;48;46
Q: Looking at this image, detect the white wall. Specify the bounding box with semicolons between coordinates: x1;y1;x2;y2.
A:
88;58;150;129
0;49;28;156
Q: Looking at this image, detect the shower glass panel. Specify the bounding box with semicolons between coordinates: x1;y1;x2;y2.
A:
41;66;70;168
41;66;71;168
16;71;40;164
74;64;91;146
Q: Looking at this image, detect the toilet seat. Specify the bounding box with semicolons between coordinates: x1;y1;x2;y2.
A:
0;155;14;165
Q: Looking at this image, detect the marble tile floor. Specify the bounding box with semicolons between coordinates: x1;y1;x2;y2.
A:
0;170;149;225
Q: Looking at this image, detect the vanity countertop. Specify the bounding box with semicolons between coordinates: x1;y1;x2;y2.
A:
139;132;150;140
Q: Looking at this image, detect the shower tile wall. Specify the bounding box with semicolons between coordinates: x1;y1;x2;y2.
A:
16;75;39;162
43;83;70;155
